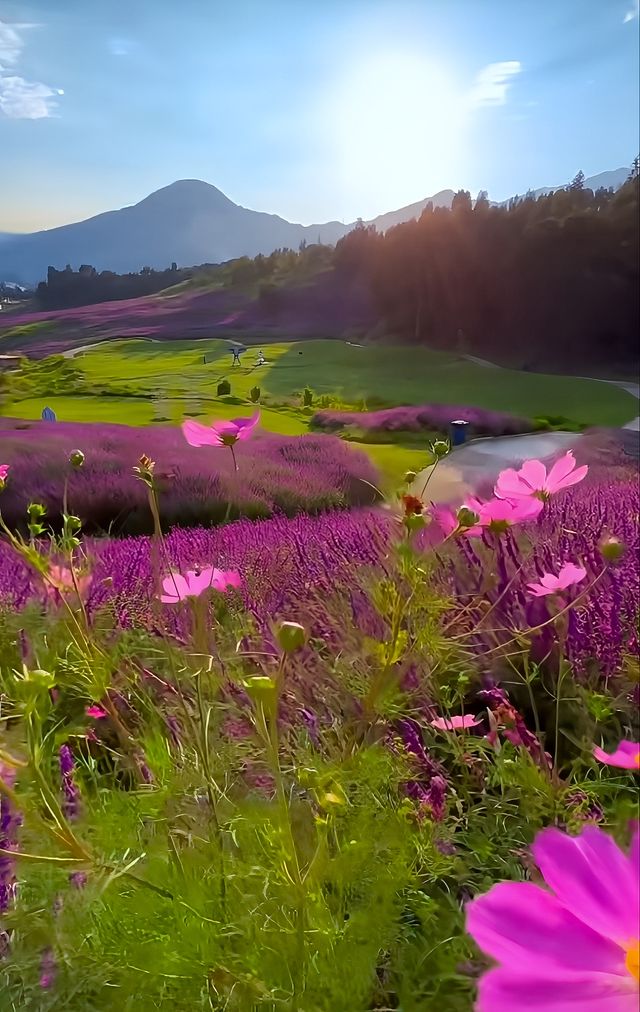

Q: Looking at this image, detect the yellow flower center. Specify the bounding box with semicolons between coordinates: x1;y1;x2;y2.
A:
625;940;640;982
635;753;640;769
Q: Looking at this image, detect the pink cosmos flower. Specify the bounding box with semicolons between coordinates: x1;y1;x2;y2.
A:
431;715;482;731
527;562;587;598
593;740;640;771
159;567;241;604
182;411;260;448
494;451;588;503
464;495;543;536
45;566;92;601
466;823;640;1011
0;464;9;482
85;705;108;719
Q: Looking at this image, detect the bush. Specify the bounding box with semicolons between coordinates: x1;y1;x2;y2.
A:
312;403;534;438
250;385;261;403
217;380;231;396
303;386;314;407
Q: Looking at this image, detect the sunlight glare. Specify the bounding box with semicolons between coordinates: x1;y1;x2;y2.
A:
328;51;466;218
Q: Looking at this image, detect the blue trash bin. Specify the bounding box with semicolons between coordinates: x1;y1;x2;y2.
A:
449;419;470;447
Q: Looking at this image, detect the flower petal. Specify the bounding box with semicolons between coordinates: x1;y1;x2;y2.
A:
160;573;189;603
476;967;638;1012
182;420;222;447
518;459;548;492
466;881;626;976
532;825;640;944
545;451;578;491
494;468;529;499
593;741;640;770
553;463;589;490
556;563;587;589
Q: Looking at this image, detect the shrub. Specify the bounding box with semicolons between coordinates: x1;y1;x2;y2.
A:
217;379;231;396
302;386;314;407
250;385;261;403
312;402;534;438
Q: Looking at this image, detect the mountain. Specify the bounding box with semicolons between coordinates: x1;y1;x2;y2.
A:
366;189;456;232
0;168;631;285
0;180;348;285
501;167;630;204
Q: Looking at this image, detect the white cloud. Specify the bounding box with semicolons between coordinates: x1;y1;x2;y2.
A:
0;19;60;119
0;74;58;118
623;0;639;22
469;61;522;107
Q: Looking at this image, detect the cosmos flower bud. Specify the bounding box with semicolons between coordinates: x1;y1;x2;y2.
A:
133;454;156;487
277;621;307;653
69;449;85;469
243;675;277;709
431;439;450;459
403;470;417;484
598;534;625;564
456;506;480;529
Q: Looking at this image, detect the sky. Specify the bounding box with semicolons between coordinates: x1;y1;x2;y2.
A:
0;0;638;233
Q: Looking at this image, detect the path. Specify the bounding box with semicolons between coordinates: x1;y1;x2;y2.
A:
411;431;584;505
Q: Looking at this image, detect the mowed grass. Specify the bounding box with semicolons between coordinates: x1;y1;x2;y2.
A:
3;338;634;493
70;338;634;426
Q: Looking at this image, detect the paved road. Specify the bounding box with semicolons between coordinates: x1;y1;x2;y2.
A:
410;431;581;505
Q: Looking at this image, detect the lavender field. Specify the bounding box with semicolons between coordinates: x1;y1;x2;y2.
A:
0;417;379;533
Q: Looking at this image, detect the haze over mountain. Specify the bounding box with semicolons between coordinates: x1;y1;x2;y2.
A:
0;168;630;286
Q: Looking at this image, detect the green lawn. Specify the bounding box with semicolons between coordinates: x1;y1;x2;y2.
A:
71;338;634;426
3;338;635;494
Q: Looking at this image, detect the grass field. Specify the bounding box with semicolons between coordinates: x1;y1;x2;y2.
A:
61;338;634;425
2;338;634;490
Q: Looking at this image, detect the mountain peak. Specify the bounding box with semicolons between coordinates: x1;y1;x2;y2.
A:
136;179;237;211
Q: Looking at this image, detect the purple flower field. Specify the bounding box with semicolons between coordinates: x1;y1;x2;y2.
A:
312;403;534;438
0;417;379;534
1;475;637;678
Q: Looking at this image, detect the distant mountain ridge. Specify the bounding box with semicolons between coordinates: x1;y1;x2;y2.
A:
0;167;631;285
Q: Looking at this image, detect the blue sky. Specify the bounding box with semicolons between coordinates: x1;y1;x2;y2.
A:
0;0;638;232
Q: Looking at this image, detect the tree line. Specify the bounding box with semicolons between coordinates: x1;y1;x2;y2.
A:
35;262;195;309
333;168;639;373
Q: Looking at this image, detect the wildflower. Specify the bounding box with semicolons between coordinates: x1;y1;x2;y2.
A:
494;450;588;504
401;493;425;516
45;565;92;602
182;411;260;448
132;453;156;487
58;744;80;820
466;823;640;1011
593;740;640;770
527;562;587;598
85;704;107;719
159;566;241;604
431;714;482;731
39;948;56;990
464;495;543;536
0;464;8;490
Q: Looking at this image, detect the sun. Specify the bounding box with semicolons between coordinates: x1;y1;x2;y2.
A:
327;51;466;217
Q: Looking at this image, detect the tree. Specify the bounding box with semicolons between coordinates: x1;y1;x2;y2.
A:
569;169;585;190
